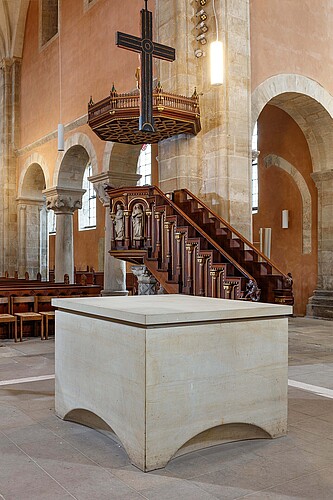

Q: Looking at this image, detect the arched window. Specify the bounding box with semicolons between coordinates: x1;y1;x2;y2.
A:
252;122;259;214
40;0;59;46
79;163;96;230
137;144;152;186
48;209;56;234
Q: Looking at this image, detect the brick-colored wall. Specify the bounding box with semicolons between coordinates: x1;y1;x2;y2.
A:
253;105;318;315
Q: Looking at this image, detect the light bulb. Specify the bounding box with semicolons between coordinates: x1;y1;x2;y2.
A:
210;40;223;85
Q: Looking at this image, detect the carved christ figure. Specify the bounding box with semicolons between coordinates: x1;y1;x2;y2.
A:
114;204;125;240
132;203;144;240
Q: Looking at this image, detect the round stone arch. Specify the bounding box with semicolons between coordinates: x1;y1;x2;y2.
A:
18;153;50;198
102;142;142;177
263;154;312;255
17;157;49;280
53;132;98;187
252;74;333;173
253;76;333;317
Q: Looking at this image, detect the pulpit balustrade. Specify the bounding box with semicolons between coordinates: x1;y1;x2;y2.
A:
105;185;294;304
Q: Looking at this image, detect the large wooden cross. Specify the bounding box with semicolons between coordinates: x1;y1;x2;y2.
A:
116;0;175;133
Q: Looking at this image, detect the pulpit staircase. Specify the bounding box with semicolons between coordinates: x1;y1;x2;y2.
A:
105;185;294;304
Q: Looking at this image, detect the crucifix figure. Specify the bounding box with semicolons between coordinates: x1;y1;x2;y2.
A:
116;0;175;133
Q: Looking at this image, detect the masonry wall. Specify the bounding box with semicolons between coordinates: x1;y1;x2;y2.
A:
18;0;145;274
20;0;143;149
250;0;333;93
253;106;318;315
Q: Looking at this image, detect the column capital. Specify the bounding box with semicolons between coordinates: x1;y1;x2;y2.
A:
89;171;142;205
43;187;86;214
311;169;333;186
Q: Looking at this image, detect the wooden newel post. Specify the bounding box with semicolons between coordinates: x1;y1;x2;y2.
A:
154;211;161;260
175;232;183;292
223;283;232;299
110;212;115;249
197;255;206;297
124;210;131;248
210;269;219;298
186;243;195;295
146;210;152;248
164;221;173;280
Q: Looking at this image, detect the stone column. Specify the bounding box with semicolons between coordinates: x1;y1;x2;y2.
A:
17;197;46;279
0;58;21;275
39;204;49;280
43;187;85;283
17;203;27;277
156;0;252;239
307;170;333;319
89;171;141;296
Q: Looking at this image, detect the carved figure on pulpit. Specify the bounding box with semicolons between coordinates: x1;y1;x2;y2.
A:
132;203;144;240
244;279;261;301
114;204;125;240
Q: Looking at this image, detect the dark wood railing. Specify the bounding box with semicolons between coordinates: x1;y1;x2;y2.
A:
88;88;200;120
105;185;294;304
173;189;294;304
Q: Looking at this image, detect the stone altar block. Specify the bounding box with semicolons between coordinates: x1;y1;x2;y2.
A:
54;295;292;472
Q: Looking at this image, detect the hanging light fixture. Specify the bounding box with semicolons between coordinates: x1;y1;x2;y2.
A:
58;123;64;151
210;0;223;86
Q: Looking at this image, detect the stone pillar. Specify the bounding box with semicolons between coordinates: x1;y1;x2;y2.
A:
307;170;333;319
156;0;252;239
131;265;158;295
0;58;21;275
89;171;141;296
39;204;49;280
44;187;85;283
17;197;46;279
17;203;27;278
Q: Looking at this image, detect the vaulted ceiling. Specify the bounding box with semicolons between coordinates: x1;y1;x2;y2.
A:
0;0;29;60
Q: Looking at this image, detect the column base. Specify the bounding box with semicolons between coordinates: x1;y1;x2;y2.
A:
101;290;129;297
306;290;333;320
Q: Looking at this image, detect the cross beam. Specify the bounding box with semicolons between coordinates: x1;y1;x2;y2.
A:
116;3;175;133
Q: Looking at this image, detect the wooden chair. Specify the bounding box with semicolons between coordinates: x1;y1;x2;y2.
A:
35;296;56;340
11;296;44;340
0;297;18;342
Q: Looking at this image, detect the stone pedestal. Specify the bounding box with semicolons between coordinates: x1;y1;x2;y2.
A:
54;295;291;472
44;187;85;283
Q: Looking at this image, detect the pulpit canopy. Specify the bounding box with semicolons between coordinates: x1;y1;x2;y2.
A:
87;1;201;144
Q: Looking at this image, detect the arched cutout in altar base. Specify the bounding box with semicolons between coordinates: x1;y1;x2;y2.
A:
61;408;273;469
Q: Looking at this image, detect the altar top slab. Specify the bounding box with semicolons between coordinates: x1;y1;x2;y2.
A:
52;295;292;327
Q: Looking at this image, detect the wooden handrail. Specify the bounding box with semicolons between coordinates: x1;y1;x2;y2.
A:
152;186;255;280
106;185;254;281
105;185;293;304
180;188;290;280
89;91;199;115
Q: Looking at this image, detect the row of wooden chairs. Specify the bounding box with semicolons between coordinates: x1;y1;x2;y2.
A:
0;296;56;342
1;271;41;281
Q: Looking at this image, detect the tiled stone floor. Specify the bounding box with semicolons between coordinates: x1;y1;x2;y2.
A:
0;317;332;499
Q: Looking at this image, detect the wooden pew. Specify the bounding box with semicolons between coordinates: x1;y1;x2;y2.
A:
0;298;18;341
0;283;101;339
